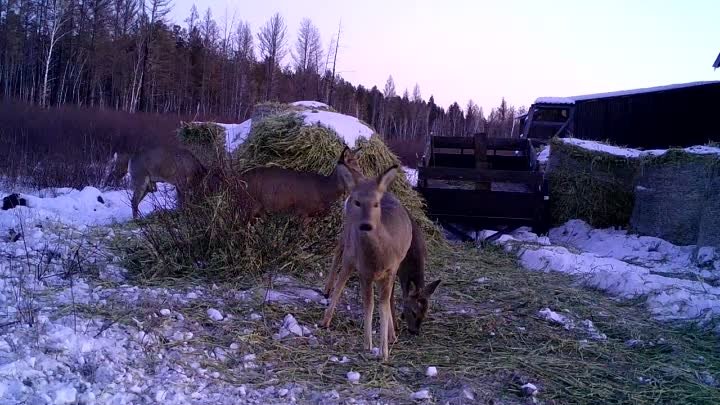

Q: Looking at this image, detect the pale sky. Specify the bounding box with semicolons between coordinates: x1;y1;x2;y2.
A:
168;0;720;113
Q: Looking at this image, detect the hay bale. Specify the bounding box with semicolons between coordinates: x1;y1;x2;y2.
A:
177;122;226;168
697;164;720;248
631;151;720;246
547;138;639;228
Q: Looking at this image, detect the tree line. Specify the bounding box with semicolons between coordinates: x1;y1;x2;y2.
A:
0;0;525;139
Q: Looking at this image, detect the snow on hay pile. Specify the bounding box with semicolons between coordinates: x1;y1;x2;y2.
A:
129;104;441;281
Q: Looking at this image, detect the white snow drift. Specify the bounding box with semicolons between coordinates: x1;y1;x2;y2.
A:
486;220;720;332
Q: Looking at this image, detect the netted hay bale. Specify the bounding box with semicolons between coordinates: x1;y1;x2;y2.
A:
697;164;720;248
126;112;444;282
631;151;720;246
177;122;226;168
547;138;639;228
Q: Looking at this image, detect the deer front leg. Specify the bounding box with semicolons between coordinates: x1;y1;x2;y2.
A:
360;276;374;351
321;262;354;328
323;241;344;298
378;275;395;361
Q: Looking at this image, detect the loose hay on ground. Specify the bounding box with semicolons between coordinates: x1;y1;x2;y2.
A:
104;244;720;404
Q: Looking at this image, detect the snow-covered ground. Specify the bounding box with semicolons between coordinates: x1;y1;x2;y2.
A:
0;185;365;404
483;220;720;331
0;184;176;229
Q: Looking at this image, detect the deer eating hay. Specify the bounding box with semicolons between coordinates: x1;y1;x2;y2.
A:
324;200;441;337
237;146;363;226
321;165;416;361
108;145;215;219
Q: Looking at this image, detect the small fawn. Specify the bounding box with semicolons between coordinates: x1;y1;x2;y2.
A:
321;165;413;361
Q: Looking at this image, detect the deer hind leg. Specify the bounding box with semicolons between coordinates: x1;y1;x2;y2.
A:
378;276;394;361
321;262;354;328
360;276;375;351
388;284;397;344
131;177;150;219
323;241;344;298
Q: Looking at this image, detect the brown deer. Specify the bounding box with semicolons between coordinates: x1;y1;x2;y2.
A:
324;213;441;336
108;146;213;219
396;217;441;335
238;147;363;225
321;165;412;361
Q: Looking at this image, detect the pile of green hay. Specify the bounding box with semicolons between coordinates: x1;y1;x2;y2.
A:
177;121;227;168
123;111;444;283
547;138;639;228
234;111;443;245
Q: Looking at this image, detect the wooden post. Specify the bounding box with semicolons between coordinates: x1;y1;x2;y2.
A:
474;132;488;169
474;132;490;190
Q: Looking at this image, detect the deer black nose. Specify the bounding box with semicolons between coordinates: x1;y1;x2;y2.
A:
359;223;373;231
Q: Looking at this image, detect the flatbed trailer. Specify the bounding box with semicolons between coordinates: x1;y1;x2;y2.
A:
416;132;550;240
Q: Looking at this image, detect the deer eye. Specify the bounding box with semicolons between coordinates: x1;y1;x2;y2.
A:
373;202;379;208
354;200;361;207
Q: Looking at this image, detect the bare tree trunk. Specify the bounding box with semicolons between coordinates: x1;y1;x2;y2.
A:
327;21;341;106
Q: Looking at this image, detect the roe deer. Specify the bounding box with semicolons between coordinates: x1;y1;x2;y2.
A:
396;217;441;335
238;146;363;225
109;146;212;219
323;214;441;336
321;165;412;361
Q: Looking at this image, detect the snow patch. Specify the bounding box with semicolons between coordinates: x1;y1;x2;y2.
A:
538;308;574;330
219;119;252;153
490;220;720;330
291;100;330;109
403;166;418;187
346;371;360;384
207;308;224;321
301;110;374;148
558;138;720;158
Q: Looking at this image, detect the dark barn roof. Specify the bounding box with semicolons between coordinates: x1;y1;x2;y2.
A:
533;81;720;149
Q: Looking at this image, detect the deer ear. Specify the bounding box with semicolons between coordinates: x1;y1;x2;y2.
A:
336;163;356;192
377;165;399;193
422;279;441;297
339;146;350;163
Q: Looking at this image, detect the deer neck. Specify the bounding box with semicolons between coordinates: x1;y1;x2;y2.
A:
356;226;387;260
328;169;346;196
